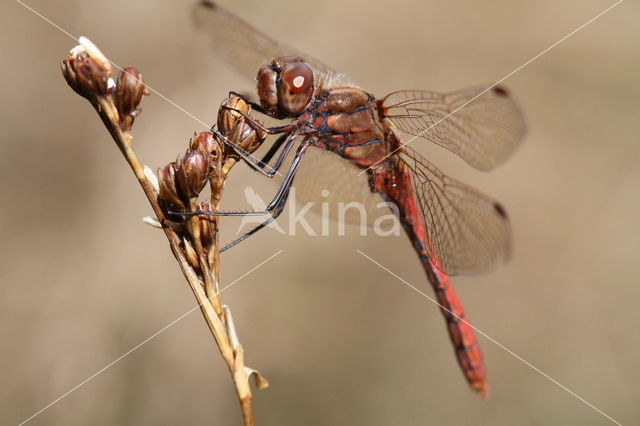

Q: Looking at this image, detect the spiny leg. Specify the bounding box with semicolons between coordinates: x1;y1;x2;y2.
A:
215;140;313;251
219;104;302;135
260;132;289;167
228;91;266;114
220;186;291;253
175;134;310;256
217;130;299;177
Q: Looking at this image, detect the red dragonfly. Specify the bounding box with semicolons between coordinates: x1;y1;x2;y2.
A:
194;1;526;398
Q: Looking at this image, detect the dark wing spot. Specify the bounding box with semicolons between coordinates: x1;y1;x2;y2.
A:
493;202;508;219
492;85;509;97
200;0;216;9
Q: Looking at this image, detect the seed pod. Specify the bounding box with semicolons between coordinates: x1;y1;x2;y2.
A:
191;132;223;177
157;162;185;208
190;131;217;154
217;95;250;136
176;150;210;199
61;51;112;97
228;120;266;155
114;66;148;127
61;37;112;98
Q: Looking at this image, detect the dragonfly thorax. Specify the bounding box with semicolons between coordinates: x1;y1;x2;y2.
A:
309;87;390;168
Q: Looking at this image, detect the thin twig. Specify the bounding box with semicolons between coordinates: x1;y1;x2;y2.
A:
61;37;267;425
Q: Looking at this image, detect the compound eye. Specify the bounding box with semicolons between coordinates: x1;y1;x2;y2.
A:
281;62;313;94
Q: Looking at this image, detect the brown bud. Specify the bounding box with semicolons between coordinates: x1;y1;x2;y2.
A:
158;162;185;208
217;95;250;136
228;120;265;155
114;66;148;127
191;132;223;177
61;38;112;98
177;150;210;199
190;131;217;154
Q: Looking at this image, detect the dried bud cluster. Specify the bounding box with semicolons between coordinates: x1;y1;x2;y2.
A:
155;98;268;276
61;37;269;419
156;96;268;223
157;136;221;272
114;66;149;129
178;200;217;272
190;131;218;153
191;131;223;174
218;95;266;158
61;39;112;98
217;95;250;135
178;150;210;199
157;162;183;208
157;132;220;215
61;37;148;133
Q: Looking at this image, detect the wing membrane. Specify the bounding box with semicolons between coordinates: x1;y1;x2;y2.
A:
193;1;339;84
383;86;526;171
293;147;390;225
400;145;511;275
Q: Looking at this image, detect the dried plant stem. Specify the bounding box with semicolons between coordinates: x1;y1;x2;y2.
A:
92;95;255;425
187;208;223;316
61;39;268;424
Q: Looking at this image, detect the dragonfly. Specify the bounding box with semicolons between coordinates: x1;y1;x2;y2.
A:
193;1;526;398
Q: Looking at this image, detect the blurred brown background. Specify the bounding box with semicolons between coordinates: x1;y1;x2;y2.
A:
2;1;639;425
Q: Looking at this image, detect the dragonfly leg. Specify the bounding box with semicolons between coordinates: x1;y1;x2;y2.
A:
220;187;291;253
220;217;276;252
219;140;313;252
228;91;266;114
180;138;311;219
220;105;302;134
216;130;299;177
259;132;289;167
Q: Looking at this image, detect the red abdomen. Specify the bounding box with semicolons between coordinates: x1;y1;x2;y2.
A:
371;158;489;398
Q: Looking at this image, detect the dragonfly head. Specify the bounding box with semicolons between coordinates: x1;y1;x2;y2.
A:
257;56;314;118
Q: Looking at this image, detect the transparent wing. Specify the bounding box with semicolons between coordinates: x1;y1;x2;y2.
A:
193;1;338;84
400;145;511;275
292;147;390;225
382;86;526;171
